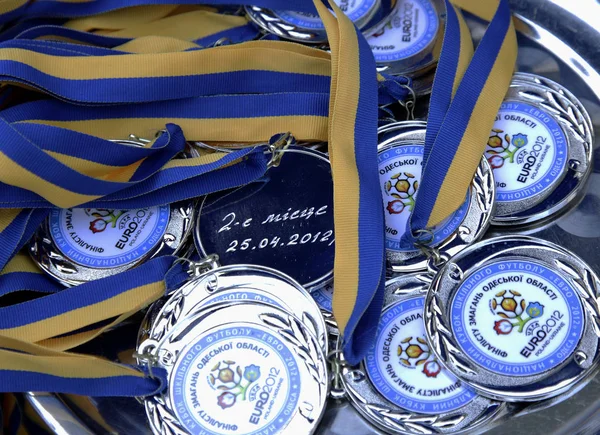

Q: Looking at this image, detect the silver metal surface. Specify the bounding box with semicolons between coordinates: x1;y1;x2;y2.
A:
378;121;495;273
138;264;328;352
245;0;384;44
371;0;445;96
138;301;328;435
340;276;506;434
26;393;93;435
512;72;594;140
489;81;592;225
329;1;600;429
424;236;600;402
29;202;195;286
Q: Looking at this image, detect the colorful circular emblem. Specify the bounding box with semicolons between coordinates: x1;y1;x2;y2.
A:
365;297;476;414
378;144;470;252
486;102;568;203
171;325;301;435
275;0;377;29
451;259;584;376
49;207;170;268
368;0;439;63
311;283;333;312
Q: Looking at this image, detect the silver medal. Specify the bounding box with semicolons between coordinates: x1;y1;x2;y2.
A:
486;79;593;226
29;136;197;286
337;274;507;434
424;235;600;402
369;0;445;96
138;261;328;353
245;0;384;44
378;120;495;274
138;301;328;435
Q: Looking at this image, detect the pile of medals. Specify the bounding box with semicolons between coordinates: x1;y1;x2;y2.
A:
18;1;599;434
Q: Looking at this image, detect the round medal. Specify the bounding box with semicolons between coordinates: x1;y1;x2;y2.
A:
339;274;505;434
246;0;383;44
138;302;328;435
369;0;445;95
29;136;197;285
378;121;495;273
424;235;600;402
194;147;334;290
29;202;194;286
485;81;592;226
138;263;327;352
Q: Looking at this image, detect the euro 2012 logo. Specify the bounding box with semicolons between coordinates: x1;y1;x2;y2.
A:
397;336;441;378
491;290;544;335
208;360;261;409
384;172;418;215
84;209;126;234
486;130;528;169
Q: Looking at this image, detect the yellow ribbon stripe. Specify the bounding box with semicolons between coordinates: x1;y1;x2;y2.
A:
0;336;147;380
427;0;518;226
0;281;163;343
433;14;517;224
316;0;362;335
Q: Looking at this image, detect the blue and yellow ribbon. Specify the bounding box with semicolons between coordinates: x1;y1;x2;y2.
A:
0;0;387;395
0;0;518;404
406;0;517;242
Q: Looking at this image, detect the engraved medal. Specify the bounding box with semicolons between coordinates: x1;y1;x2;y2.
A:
194;147;334;290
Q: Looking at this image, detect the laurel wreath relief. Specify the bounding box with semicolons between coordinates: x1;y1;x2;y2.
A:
150;292;186;343
147;310;327;434
426;293;478;378
473;161;495;226
260;312;326;388
554;259;600;337
349;379;467;435
147;395;187;435
521;88;588;146
427;254;600;386
32;233;80;277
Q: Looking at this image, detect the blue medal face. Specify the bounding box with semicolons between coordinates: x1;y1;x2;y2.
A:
365;296;476;414
368;0;439;63
275;0;377;30
171;325;301;435
450;259;584;376
49;206;170;268
486;102;568;203
196;149;334;288
378;144;470;252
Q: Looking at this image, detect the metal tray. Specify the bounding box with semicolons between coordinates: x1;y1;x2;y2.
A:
26;0;600;433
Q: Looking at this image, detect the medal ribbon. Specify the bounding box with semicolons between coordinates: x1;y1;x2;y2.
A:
0;0;386;395
406;0;517;243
